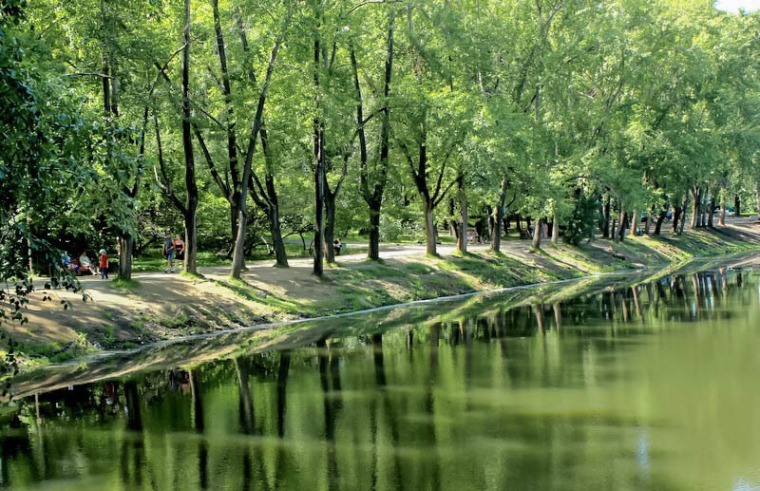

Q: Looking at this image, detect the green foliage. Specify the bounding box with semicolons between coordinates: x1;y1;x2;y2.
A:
564;194;600;245
0;1;89;391
380;216;421;243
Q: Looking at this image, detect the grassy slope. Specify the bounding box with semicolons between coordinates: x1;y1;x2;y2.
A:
215;229;760;320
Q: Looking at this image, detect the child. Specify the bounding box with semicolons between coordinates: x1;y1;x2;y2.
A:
99;249;109;279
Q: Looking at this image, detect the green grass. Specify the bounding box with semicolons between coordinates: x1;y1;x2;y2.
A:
214;278;316;317
180;271;205;280
110;277;140;292
157;310;191;329
17;333;96;365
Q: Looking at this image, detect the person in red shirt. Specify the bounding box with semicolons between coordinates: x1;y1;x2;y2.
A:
98;249;109;280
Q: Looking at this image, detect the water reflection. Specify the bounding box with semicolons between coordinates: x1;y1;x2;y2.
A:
2;268;759;490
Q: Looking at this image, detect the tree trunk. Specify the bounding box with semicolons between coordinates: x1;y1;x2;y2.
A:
118;234;133;280
268;199;288;267
212;0;241;248
719;189;726;226
551;213;559;244
424;206;437;256
653;210;666;236
486;206;495;245
515;214;524;236
324;185;336;263
403;116;455;257
672;206;682;233
531;217;542;248
311;9;326;278
678;195;689;235
101;2;139;281
368;202;381;261
228;203;240;255
256;136;289;267
602;193;611;238
457;177;467;254
181;0;198;274
707;194;715;228
734;194;741;217
690;186;701;230
617;210;627;243
491;204;504;253
313;132;325;275
626;209;641;236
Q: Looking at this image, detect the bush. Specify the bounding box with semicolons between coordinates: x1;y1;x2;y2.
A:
565;195;599;245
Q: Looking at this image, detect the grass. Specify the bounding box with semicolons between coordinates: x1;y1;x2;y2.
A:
180;271;205;280
110;277;140;292
316;228;760;319
214;277;314;317
16;332;97;366
157;310;191;329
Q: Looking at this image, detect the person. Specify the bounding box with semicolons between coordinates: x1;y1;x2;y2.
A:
174;234;185;264
98;249;109;280
163;232;175;273
78;251;93;275
61;252;76;273
333;237;342;256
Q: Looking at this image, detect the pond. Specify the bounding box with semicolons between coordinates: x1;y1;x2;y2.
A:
2;266;760;490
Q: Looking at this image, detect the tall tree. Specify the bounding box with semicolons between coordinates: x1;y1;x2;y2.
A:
350;7;396;261
229;4;292;279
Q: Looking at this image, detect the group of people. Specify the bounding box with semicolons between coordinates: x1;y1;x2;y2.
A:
163;233;185;273
58;232;183;279
61;249;110;279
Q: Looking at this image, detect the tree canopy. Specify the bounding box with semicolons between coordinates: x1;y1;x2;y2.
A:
1;0;758;304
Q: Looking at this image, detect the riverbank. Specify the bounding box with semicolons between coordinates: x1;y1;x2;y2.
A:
7;218;760;368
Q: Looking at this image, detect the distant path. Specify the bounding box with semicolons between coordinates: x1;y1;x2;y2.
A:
199;242;492;275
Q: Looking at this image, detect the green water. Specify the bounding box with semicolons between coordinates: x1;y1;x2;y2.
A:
2;268;760;490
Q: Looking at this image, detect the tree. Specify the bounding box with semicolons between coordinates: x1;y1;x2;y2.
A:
394;2;475;256
350;6;396;261
0;0;85;386
229;3;292;279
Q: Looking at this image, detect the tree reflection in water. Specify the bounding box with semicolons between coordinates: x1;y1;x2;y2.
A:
0;268;758;490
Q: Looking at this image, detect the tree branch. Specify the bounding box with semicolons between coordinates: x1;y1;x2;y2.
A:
153;113;187;215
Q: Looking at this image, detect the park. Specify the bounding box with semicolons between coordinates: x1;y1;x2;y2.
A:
0;0;759;489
